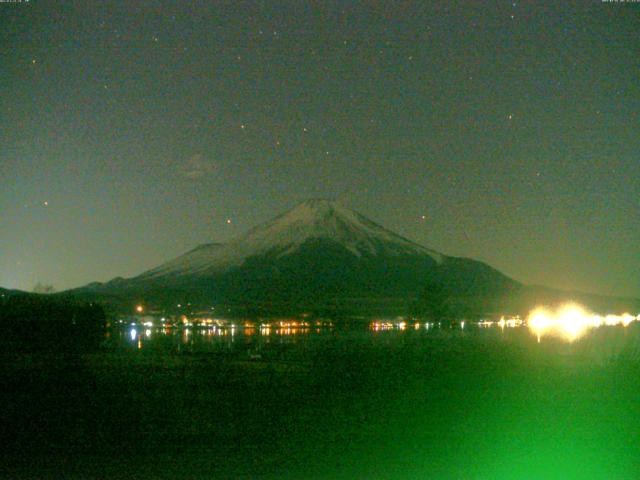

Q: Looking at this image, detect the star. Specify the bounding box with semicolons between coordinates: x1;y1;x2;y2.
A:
43;201;49;206
226;219;232;224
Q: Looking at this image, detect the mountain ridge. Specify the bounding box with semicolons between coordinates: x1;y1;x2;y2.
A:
136;199;443;281
62;200;639;317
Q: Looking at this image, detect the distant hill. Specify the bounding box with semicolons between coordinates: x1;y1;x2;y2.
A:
62;200;639;317
0;287;24;297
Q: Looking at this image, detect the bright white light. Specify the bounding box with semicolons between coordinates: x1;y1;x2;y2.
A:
130;328;137;341
527;303;638;342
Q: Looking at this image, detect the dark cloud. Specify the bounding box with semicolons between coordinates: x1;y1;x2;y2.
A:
179;154;217;179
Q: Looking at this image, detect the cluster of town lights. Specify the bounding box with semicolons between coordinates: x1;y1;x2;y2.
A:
369;306;639;343
527;303;639;342
128;303;638;344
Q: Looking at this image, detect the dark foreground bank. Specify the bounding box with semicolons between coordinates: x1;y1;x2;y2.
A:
0;294;106;353
1;327;640;479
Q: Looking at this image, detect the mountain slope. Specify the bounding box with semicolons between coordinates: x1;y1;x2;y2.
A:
68;199;639;317
137;199;443;281
66;200;524;316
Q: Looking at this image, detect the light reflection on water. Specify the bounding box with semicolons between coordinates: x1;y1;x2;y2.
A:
527;304;639;342
114;316;640;364
118;318;529;354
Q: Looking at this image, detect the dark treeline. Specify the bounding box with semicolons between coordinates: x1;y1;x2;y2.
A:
0;294;106;353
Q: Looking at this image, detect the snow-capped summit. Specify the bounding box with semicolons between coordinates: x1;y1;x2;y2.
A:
138;199;443;279
238;199;442;260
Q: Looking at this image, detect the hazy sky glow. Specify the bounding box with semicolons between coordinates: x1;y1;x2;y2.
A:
1;1;638;297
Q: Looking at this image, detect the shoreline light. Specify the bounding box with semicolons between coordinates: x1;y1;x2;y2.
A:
527;303;638;342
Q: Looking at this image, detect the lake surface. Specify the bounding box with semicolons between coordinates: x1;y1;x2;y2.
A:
2;321;640;479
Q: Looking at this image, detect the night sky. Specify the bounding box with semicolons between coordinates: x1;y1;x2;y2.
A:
2;1;638;297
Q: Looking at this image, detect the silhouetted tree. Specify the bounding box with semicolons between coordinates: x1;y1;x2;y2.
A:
33;283;56;294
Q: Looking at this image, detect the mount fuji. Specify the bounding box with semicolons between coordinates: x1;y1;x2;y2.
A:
140;199;445;279
68;199;526;316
